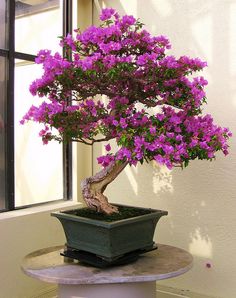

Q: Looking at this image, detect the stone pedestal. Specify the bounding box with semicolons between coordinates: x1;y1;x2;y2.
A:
22;244;193;298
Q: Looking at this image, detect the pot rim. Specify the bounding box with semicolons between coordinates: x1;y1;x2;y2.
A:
51;203;168;228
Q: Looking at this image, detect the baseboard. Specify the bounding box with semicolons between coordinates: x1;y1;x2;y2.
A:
32;286;57;298
156;285;221;298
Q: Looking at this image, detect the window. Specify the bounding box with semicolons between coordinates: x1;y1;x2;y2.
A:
0;0;73;212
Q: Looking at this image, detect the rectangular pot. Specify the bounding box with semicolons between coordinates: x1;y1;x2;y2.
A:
51;204;168;261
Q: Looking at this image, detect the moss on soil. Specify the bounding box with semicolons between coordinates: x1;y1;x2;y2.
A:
64;205;154;222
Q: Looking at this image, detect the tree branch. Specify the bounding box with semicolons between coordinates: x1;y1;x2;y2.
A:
81;159;128;214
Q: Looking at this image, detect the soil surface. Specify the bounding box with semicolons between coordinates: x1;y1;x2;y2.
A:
64;205;155;222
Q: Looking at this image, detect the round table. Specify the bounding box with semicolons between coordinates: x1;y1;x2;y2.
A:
22;244;193;298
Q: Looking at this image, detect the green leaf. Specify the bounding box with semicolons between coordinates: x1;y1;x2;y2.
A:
184;160;189;167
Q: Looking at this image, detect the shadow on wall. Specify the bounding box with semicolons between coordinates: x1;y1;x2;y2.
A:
93;1;236;297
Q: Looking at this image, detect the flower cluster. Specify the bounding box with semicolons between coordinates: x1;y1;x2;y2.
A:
98;107;231;168
22;8;231;169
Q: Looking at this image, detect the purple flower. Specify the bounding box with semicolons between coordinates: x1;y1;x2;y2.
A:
63;34;76;51
170;115;181;125
166;132;174;138
207;152;214;158
112;120;119;126
154;154;165;164
163;145;174;154
150;126;156;135
105;144;111;152
199;141;209;149
117;148;132;160
135;151;143;160
97;155;114;167
121;15;136;27
176;135;183;142
153;35;171;49
120;118;128;129
35;49;51;64
100;8;116;21
156;114;165;121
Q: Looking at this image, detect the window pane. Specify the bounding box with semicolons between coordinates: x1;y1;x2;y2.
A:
14;60;63;207
15;0;62;55
0;0;7;48
0;57;6;210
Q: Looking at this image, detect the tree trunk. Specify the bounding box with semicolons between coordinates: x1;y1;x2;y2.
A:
81;160;128;215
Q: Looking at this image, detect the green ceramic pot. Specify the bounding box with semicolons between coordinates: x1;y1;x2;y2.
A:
51;204;168;262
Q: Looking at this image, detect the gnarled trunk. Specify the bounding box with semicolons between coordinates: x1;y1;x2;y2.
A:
81;160;128;215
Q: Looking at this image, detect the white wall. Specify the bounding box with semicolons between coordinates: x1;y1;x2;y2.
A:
0;203;71;298
92;1;236;297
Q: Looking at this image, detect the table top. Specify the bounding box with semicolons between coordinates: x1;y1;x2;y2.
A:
21;244;193;285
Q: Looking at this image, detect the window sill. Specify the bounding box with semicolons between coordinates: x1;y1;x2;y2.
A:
0;200;82;221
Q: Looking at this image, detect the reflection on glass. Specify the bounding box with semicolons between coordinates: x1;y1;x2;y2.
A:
0;57;6;210
0;0;7;48
15;0;61;55
14;60;63;207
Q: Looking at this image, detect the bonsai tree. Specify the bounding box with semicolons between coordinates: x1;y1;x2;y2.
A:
21;8;231;215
